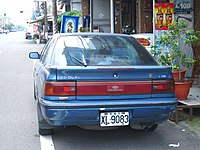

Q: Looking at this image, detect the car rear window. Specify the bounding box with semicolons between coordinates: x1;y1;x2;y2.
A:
52;35;158;66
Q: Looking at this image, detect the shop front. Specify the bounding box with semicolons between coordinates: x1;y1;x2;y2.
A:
81;0;199;78
81;0;153;34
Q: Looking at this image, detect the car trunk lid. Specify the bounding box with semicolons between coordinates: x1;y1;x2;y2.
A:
49;66;174;100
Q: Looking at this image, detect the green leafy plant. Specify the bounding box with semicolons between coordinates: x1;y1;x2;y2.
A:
33;34;39;40
151;20;198;71
79;27;90;32
184;29;200;46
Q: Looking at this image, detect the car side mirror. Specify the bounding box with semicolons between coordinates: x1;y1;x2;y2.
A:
29;52;40;59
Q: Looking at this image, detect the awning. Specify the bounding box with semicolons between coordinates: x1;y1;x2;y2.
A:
27;18;44;24
27;15;53;24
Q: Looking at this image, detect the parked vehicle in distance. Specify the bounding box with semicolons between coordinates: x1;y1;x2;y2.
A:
0;28;8;34
25;31;32;39
4;30;9;34
10;28;17;32
29;33;177;135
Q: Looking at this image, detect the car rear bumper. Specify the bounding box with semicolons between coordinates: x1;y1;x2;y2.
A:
39;98;177;126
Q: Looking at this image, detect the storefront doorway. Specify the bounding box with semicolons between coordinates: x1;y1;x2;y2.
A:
121;0;136;34
139;0;153;33
115;0;153;34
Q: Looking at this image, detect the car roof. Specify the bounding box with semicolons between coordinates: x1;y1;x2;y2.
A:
53;32;133;39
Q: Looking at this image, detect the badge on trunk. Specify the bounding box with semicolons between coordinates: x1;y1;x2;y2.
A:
107;85;124;92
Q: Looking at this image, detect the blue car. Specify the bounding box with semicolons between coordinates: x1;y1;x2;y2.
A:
29;33;177;135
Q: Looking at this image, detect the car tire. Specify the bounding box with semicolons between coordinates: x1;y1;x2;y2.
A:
33;83;37;100
39;128;54;136
130;123;158;132
144;124;158;132
37;102;54;135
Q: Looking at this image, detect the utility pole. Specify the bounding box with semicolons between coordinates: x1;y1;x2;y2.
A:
2;13;6;33
90;0;93;32
43;1;48;43
52;0;58;34
36;1;40;16
110;0;114;33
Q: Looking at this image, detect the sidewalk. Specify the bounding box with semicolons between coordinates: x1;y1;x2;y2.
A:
177;83;200;135
174;83;200;124
183;83;200;105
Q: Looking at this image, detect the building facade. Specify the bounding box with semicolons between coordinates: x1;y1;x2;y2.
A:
81;0;200;33
81;0;152;33
81;0;199;78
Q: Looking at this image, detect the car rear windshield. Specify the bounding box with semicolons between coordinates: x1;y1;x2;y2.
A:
52;35;158;66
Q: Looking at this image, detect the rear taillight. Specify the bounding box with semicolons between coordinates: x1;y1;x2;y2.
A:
43;82;76;96
152;80;175;94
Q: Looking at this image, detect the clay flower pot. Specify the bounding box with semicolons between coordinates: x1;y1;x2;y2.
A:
175;80;192;100
172;69;186;81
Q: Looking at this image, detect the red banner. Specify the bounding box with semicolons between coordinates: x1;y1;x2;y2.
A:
155;3;174;30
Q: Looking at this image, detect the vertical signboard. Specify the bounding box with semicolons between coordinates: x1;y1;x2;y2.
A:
60;15;79;33
155;3;174;30
153;2;174;61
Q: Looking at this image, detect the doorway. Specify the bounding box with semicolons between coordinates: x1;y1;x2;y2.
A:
121;0;136;34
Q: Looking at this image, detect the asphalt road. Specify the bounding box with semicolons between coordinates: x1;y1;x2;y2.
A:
0;32;41;150
0;31;200;150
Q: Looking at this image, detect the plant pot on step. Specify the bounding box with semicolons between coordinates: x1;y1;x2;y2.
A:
36;39;40;44
175;80;192;100
172;69;186;81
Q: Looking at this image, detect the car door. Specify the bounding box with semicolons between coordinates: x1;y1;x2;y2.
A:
34;38;56;99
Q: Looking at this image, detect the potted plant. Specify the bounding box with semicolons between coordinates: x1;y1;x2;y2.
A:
151;20;199;100
79;27;90;32
185;30;200;80
33;34;40;44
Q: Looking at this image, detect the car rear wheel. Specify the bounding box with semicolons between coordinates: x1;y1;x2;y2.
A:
37;102;54;135
39;128;54;136
34;83;39;100
130;123;158;132
144;124;158;132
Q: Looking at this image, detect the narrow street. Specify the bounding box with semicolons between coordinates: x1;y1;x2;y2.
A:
0;32;200;150
0;32;41;150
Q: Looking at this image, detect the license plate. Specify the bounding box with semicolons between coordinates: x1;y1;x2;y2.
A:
100;111;129;127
